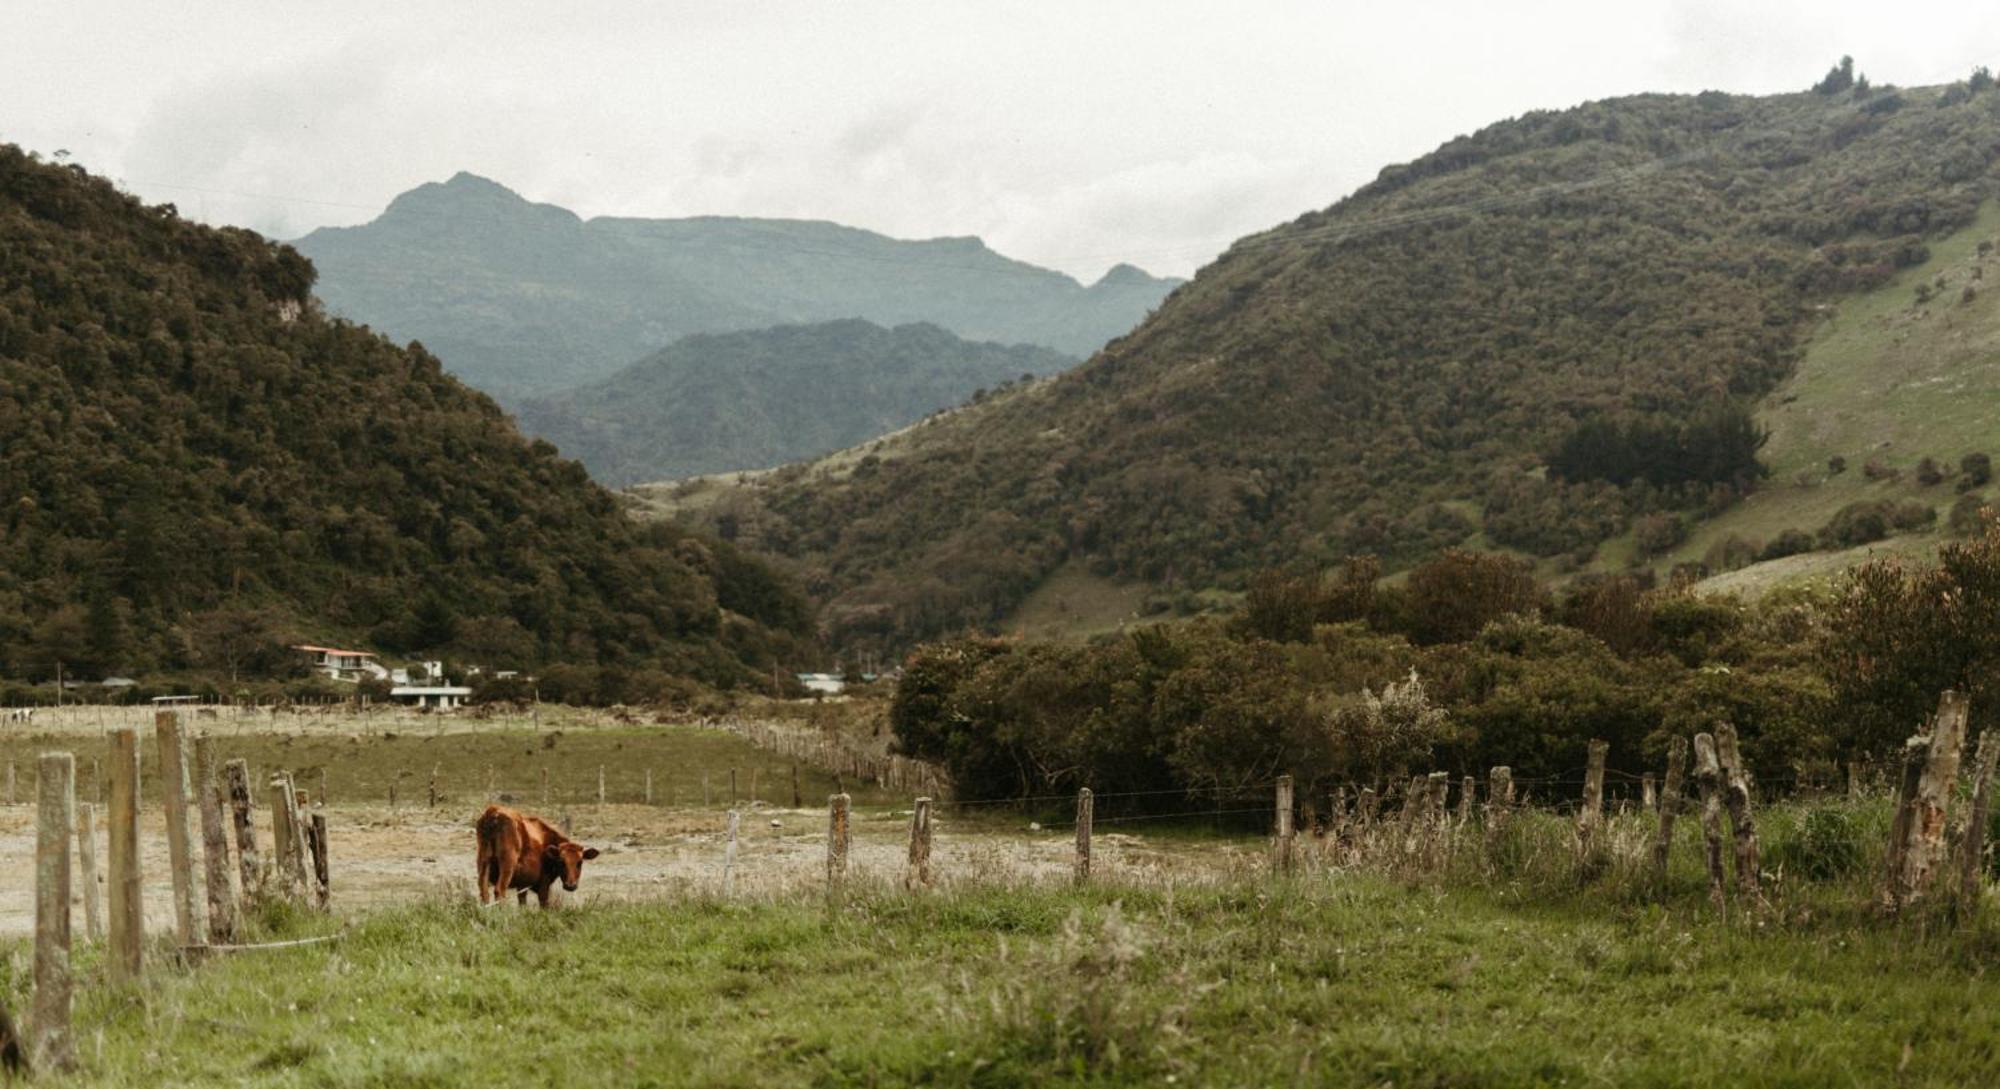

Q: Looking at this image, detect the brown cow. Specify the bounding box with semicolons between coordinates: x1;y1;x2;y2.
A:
475;804;599;908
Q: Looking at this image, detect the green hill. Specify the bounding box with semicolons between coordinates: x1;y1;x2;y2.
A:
0;145;813;686
293;174;1179;402
645;74;2000;652
516;320;1073;486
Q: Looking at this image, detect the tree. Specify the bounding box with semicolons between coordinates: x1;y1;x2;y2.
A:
1961;452;1992;490
1813;56;1856;95
188;606;288;686
1403;550;1545;645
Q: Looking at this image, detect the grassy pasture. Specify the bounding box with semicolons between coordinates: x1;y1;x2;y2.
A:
3;711;2000;1088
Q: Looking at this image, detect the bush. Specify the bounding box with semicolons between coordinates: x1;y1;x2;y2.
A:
1861;458;1899;481
1818;501;1892;547
1758;528;1815;561
1951;492;1989;536
1916;457;1944;486
1827;455;1847;476
1961;452;1992;490
1702;535;1759;573
1631;513;1686;557
1774;805;1866;879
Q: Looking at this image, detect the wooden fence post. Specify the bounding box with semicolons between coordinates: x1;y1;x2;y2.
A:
826;793;850;899
155;711;207;950
193;736;238;943
268;774;300;896
33;752;75;1070
723;809;739;897
1642;773;1657;812
1457;776;1475;826
792;763;801;809
1275;775;1296;873
1075;788;1094;884
75;802;103;943
906;797;934;889
1890;690;1971;909
1652;736;1688;883
1960;729;2000;903
1713;723;1761;900
645;769;653;806
428;764;440;808
1577;739;1608;860
1693;733;1728;917
1882;735;1929;910
310;811;329;909
1484;767;1513;848
107;728;143;980
224;759;261;895
598;765;606;809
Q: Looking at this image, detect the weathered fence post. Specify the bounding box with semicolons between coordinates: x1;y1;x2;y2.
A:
1882;736;1929;909
1457;776;1475;826
107;728;143;980
33;752;75;1070
1577;739;1608;861
1713;723;1762;900
1888;690;1970;910
1484;767;1513;849
309;811;329;910
1652;736;1688;883
193;736;238;943
224;759;261;894
75;802;103;942
723;809;740;897
1693;733;1728;917
1274;775;1296;873
906;797;934;889
155;711;207;950
597;765;606;809
1642;773;1657;812
792;763;802;809
428;764;440;808
1960;729;2000;903
826;793;850;899
269;774;303;896
1075;788;1094;885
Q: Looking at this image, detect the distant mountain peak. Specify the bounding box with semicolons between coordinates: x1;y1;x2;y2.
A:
1093;262;1171;289
378;171;579;228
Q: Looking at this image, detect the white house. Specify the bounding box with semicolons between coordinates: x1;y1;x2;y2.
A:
389;685;472;710
796;672;845;695
294;645;389;683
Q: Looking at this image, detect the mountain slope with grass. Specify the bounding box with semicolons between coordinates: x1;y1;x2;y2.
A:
0;145;813;685
644;73;2000;652
516;320;1074;486
293;174;1179;401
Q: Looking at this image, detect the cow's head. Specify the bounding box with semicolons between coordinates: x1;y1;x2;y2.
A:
546;841;600;892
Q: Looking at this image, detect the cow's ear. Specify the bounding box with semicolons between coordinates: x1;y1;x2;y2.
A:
582;847;600;860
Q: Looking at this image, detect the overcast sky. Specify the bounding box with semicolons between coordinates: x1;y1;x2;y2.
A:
5;1;1997;281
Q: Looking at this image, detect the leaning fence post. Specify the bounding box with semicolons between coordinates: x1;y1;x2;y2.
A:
1652;736;1688;883
155;711;207;950
1891;690;1970;910
906;797;934;889
1960;729;2000;903
224;759;261;894
1577;739;1608;861
107;728;143;980
1075;788;1094;885
193;736;237;943
1693;733;1728;918
33;752;75;1070
1713;724;1762;901
1275;775;1296;873
309;811;330;910
826;793;850;900
75;801;103;943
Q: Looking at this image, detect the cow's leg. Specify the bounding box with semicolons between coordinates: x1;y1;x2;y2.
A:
476;842;494;904
536;883;554;909
518;888;529;906
493;846;520;907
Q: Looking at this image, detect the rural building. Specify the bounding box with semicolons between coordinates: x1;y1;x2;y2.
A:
796;672;845;695
389;685;473;710
294;645;389;682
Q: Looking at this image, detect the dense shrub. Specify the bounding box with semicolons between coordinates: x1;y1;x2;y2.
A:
1774;805;1868;879
1758;528;1815;561
1962;452;1993;490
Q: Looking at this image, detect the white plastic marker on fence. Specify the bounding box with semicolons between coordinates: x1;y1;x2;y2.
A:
826;793;851;901
107;727;143;980
1274;776;1295;874
1075;788;1094;885
907;797;934;890
155;710;207;951
723;810;740;898
33;751;75;1071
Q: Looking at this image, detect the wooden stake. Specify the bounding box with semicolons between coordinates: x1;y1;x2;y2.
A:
1693;733;1728;917
309;812;329;910
723;809;739;897
1882;735;1929;910
1457;776;1475;826
1275;775;1296;873
1960;729;2000;903
792;763;801;808
906;797;933;889
1577;739;1608;860
429;763;440;808
1713;723;1761;900
826;793;850;898
1652;735;1688;883
107;728;143;980
75;802;103;943
1896;691;1970;908
597;765;606;809
223;759;261;894
1074;788;1094;885
192;736;238;943
33;752;75;1071
155;711;207;949
268;775;300;896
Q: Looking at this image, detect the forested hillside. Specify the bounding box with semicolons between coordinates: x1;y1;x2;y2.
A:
660;73;2000;652
516;320;1073;485
294;173;1178;401
0;145;813;687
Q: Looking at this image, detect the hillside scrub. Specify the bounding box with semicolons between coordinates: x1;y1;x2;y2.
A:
672;73;2000;654
0;146;815;687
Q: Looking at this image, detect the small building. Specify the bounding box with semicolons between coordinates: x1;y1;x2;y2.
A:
294;645;387;683
389;685;472;710
796;672;845;695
